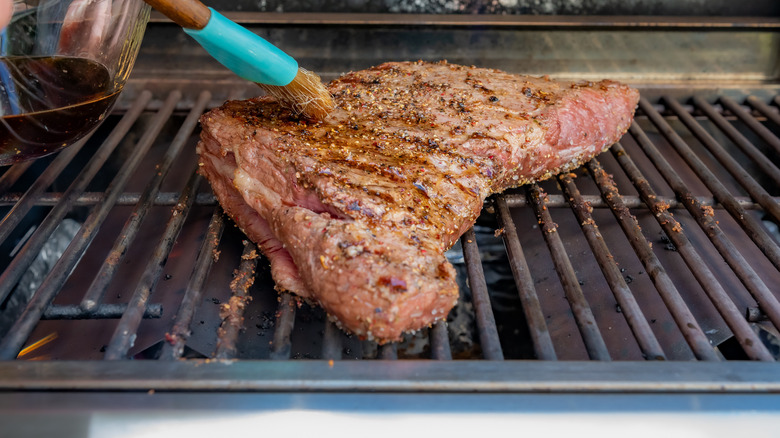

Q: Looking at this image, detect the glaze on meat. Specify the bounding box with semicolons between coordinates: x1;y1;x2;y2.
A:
196;61;640;342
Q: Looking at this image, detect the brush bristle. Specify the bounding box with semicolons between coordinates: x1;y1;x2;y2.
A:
258;68;334;120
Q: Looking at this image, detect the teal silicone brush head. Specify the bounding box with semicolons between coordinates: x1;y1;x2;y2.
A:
183;8;298;87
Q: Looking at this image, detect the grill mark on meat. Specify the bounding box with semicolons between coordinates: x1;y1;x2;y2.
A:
197;60;639;342
292;121;487;234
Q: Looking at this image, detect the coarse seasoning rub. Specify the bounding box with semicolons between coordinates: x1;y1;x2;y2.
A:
196;61;640;343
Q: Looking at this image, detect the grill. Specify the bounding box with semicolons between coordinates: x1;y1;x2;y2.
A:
2;5;780;431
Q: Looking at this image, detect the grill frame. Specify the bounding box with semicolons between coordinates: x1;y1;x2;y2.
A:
2;360;780;392
1;15;780;408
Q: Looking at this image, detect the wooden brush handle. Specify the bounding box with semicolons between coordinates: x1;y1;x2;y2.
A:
143;0;212;30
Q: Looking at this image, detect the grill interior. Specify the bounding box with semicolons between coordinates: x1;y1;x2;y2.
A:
1;13;780;398
2;89;780;364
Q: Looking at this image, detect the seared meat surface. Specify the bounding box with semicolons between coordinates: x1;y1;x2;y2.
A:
197;61;639;342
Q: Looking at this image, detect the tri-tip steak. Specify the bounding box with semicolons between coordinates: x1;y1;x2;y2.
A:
196;61;640;342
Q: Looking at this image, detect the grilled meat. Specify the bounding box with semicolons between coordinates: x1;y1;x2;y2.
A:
196;61;640;342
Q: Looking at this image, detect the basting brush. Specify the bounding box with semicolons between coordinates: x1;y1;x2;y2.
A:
143;0;333;119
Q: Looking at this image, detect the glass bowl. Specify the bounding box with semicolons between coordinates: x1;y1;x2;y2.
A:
0;0;150;165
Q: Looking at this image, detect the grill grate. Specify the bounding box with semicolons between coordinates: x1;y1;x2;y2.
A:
0;89;779;369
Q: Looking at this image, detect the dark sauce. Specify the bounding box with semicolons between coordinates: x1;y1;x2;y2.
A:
0;56;119;165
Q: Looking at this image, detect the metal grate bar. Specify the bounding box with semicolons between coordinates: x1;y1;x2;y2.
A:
0;91;172;360
558;173;666;360
269;292;296;359
0;136;88;246
746;95;780;127
3;192;774;210
588;158;720;361
322;321;342;360
161;208;226;360
693;97;780;185
495;196;556;360
80;90;208;311
0;92;153;305
0;192;219;207
719;96;780;158
41;304;163;320
103;167;202;360
378;344;398;360
611;143;775;361
639;99;780;271
502;193;773;210
664;97;780;223
528;184;611;361
461;228;504;360
629;123;780;332
214;242;259;359
429;321;452;360
0;161;35;194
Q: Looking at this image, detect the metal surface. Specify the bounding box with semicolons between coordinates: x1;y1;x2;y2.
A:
587;157;719;361
2;360;780;392
0;13;779;428
557;173;666;361
150;12;780;29
123;15;780;113
609;142;773;361
198;0;780;17
528;183;611;361
495;196;556;360
1;87;778;366
461;229;503;360
0;192;773;209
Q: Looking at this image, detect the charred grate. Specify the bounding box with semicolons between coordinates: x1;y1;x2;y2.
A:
0;90;779;366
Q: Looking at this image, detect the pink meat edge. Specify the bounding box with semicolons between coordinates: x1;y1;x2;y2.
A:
196;139;310;298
